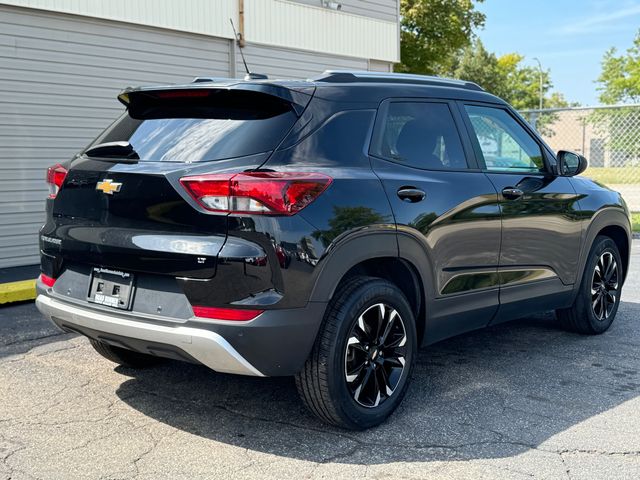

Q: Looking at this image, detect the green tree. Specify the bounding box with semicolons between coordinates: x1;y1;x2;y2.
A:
448;38;503;95
398;0;485;75
449;40;570;110
447;40;574;136
597;31;640;104
591;30;640;159
496;53;552;110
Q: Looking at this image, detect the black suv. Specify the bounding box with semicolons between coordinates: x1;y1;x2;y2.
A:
36;71;631;429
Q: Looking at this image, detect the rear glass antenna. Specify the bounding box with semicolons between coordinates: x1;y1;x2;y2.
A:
230;18;267;80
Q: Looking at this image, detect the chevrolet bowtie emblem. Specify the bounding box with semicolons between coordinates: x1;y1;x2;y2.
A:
96;179;122;195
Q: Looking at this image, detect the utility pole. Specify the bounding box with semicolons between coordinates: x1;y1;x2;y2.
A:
533;57;543;110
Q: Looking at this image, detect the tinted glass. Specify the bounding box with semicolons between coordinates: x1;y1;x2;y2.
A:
88;90;297;163
282;110;375;167
465;105;544;173
373;102;468;170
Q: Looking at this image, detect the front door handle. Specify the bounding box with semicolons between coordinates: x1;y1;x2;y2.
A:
502;187;524;200
397;187;426;203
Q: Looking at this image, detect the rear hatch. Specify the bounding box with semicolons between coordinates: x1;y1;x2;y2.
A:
43;83;313;279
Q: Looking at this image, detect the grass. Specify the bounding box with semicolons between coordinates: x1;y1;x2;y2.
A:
580;169;640;232
583;167;640;185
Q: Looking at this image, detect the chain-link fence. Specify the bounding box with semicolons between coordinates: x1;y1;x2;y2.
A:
520;105;640;211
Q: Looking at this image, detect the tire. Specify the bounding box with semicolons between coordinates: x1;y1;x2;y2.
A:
89;339;162;368
556;235;623;335
295;275;417;429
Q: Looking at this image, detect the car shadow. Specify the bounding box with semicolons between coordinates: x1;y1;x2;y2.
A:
116;301;640;464
0;301;71;359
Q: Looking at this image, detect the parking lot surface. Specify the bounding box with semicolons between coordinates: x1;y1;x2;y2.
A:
2;241;640;479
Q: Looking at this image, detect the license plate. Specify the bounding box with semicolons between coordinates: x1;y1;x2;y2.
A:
87;267;135;310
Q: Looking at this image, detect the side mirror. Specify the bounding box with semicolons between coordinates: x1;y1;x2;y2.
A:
557;150;588;177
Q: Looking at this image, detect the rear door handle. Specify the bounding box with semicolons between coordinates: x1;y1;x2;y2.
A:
397;187;426;203
502;187;524;200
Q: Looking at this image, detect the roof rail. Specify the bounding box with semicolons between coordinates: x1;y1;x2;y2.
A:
312;70;484;91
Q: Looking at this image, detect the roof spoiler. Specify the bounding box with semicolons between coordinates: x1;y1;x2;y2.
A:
117;82;315;116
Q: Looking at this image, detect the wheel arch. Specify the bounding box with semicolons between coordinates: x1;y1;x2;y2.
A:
309;230;433;344
597;224;630;282
579;208;631;287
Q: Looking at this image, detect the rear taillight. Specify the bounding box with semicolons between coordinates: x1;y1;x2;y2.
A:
46;164;68;199
192;306;264;321
180;172;332;215
39;274;56;287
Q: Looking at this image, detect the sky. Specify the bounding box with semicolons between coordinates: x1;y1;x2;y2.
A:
476;0;640;105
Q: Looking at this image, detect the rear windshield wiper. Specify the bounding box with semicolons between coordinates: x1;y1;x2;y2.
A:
84;141;140;161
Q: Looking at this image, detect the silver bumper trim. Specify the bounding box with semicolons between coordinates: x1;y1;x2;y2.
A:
35;294;264;377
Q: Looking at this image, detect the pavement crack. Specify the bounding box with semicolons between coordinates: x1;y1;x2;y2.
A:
119;388;547;462
559;451;572;480
555;448;640;457
131;436;159;479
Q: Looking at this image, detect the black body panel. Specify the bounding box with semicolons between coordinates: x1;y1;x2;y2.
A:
38;76;632;375
371;159;502;342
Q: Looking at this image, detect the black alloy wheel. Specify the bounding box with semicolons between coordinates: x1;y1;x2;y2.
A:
344;303;408;408
556;235;623;335
296;276;417;429
591;251;619;322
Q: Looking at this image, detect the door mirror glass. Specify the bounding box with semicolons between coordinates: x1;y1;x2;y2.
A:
557;150;587;176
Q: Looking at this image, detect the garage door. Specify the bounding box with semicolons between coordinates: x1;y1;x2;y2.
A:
0;5;231;268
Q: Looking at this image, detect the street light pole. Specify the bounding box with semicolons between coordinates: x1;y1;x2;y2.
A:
533;57;543;110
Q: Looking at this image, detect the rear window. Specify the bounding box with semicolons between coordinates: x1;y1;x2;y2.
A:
87;90;298;163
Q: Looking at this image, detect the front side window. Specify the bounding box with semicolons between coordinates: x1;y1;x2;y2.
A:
464;105;545;173
372;102;468;170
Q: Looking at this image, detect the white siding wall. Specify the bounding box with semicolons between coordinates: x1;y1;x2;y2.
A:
292;0;398;23
0;6;232;267
0;0;400;62
236;42;368;80
0;0;238;39
368;59;393;72
245;0;399;62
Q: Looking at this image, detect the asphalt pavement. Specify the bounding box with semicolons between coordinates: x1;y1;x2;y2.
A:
1;241;640;479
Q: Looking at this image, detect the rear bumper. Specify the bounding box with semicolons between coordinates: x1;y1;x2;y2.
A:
35;290;327;377
36;294;264;376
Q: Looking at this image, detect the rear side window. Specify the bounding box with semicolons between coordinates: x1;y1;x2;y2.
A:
88;90;298;163
285;110;375;166
372;102;468;170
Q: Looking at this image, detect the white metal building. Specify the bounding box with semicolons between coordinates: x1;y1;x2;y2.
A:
0;0;400;268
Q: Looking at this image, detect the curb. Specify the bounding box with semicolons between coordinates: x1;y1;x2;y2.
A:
0;279;36;305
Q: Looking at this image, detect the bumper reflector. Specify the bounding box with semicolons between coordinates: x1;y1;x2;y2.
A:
192;306;264;321
39;274;56;287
